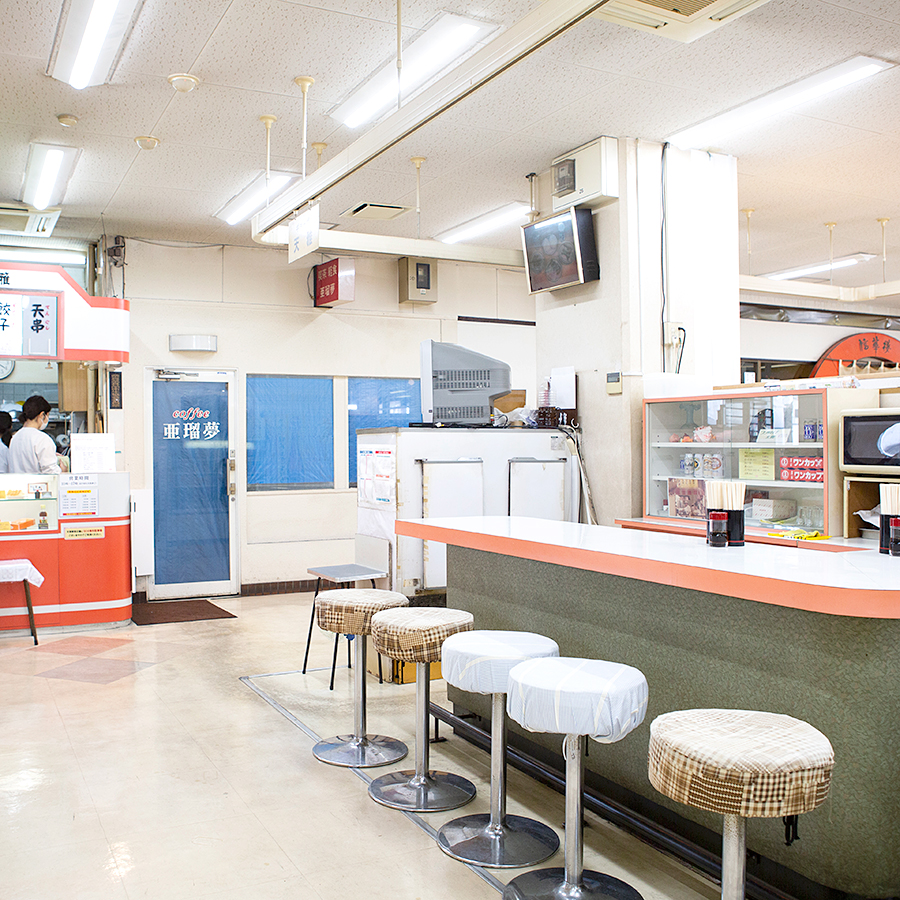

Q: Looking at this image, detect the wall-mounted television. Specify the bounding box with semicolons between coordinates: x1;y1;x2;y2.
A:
521;207;600;294
420;340;511;426
840;408;900;474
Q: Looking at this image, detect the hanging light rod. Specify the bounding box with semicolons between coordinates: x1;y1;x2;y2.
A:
763;252;876;281
669;56;893;150
330;13;497;129
48;0;145;90
436;202;531;244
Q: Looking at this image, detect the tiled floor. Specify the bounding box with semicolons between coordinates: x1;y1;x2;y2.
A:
0;594;720;900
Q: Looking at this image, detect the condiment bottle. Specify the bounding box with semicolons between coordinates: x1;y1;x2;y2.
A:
708;511;728;548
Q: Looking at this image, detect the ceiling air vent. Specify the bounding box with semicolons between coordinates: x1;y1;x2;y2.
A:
0;203;62;237
341;203;412;221
593;0;773;41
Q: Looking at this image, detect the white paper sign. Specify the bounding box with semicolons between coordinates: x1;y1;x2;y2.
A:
357;445;395;509
60;473;99;517
70;433;117;473
288;205;320;264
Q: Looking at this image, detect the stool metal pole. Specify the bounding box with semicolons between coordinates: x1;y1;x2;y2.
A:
312;632;407;768
438;692;558;867
721;814;746;900
503;733;645;900
368;660;476;812
564;734;585;888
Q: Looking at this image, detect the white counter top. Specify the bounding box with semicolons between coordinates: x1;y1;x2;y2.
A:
395;516;900;619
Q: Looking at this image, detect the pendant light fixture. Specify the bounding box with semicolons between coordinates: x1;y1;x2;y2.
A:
878;217;890;283
293;77;315;180
311;142;327;170
410;156;425;238
741;208;754;275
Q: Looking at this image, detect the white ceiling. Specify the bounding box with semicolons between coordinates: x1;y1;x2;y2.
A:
2;0;900;288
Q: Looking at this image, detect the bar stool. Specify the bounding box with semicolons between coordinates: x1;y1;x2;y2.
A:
504;657;649;900
312;588;410;768
368;607;477;812
648;709;834;900
437;630;561;868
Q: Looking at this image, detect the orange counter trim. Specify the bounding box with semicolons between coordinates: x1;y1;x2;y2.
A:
396;520;900;619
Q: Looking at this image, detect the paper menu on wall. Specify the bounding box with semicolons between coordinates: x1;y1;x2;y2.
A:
357;445;396;509
59;474;99;517
70;433;116;473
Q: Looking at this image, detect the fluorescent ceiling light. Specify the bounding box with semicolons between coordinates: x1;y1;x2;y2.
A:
437;202;531;244
21;143;82;211
331;13;495;129
0;248;88;266
763;252;876;281
669;56;893;149
215;172;296;226
49;0;144;89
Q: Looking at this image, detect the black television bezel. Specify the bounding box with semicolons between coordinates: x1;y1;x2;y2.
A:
521;207;600;295
840;408;900;474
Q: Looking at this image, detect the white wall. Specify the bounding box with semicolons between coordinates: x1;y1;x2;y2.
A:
119;240;535;586
741;318;896;363
535;139;740;524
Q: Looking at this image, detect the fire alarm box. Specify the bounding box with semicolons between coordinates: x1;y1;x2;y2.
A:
399;258;437;303
313;258;355;307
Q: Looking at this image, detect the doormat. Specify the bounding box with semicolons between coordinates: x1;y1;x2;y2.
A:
131;599;236;625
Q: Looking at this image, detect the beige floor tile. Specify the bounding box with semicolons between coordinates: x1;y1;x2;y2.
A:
110;814;299;900
0;837;129;900
0;595;723;900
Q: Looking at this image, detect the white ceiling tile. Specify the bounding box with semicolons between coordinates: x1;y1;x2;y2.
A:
190;0;410;103
0;0;60;60
0;56;174;139
114;0;235;79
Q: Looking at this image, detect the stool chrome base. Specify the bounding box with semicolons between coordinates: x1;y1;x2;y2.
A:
368;770;476;812
503;869;644;900
437;813;559;868
312;734;408;768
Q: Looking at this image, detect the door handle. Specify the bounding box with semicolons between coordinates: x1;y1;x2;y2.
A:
225;457;236;495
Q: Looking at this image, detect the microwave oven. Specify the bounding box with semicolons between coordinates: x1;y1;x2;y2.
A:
840;408;900;474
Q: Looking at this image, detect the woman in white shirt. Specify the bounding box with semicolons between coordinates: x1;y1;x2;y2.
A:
8;396;61;475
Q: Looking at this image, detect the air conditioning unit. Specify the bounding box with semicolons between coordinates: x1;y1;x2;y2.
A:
0;203;62;237
592;0;773;42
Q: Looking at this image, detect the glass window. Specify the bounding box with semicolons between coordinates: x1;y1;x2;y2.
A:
247;375;333;490
348;378;420;484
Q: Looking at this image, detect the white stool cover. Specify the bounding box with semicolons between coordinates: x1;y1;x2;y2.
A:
442;630;559;695
508;657;648;743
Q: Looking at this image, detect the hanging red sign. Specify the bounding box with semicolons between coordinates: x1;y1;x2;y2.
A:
810;331;900;376
313;258;355;308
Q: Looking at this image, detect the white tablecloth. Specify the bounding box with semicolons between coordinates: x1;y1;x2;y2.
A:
0;559;44;588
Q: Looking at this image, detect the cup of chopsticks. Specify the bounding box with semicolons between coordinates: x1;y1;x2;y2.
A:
706;480;747;547
880;483;900;555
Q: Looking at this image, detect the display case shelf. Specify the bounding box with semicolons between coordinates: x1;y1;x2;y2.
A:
644;387;878;537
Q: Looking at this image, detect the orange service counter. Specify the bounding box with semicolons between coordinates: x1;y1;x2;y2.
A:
0;472;131;634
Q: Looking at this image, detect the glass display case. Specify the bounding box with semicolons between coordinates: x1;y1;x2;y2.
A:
0;474;59;533
643;388;876;535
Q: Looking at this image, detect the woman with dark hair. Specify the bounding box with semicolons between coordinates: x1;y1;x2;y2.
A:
0;410;11;474
8;395;61;474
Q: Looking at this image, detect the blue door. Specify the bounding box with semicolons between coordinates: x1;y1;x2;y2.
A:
150;371;237;598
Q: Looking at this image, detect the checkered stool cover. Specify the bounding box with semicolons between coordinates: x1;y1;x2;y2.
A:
442;630;559;694
507;657;648;743
648;709;834;818
315;588;408;636
371;607;474;663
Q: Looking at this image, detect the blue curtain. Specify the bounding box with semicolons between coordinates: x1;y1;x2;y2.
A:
348;377;420;484
247;375;333;490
